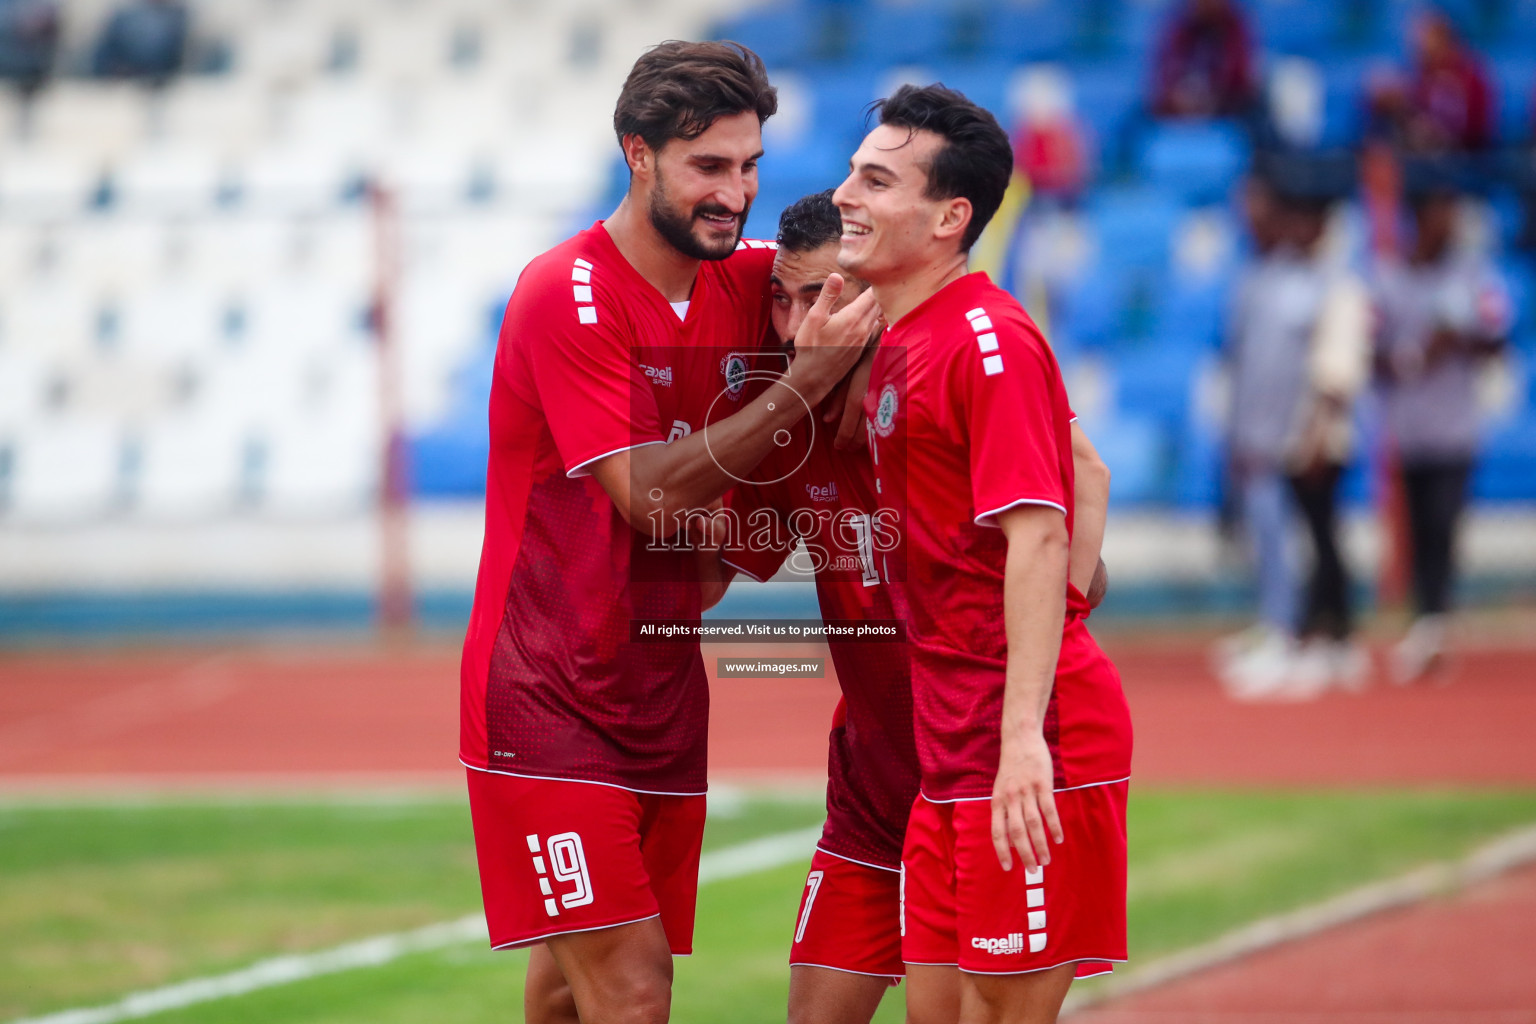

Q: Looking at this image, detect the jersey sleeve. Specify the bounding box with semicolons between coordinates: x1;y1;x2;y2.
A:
955;326;1070;528
721;479;797;583
511;267;665;478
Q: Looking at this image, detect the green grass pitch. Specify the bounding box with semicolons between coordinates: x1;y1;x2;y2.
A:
4;789;1536;1023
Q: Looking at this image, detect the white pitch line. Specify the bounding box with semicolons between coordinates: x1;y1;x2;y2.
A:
1062;822;1536;1018
6;824;824;1024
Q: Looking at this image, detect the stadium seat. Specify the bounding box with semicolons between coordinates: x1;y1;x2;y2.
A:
158;79;273;161
711;5;827;68
0;348;53;432
258;417;379;516
132;411;250;519
848;6;958;65
115;280;231;367
1249;0;1345;55
31;82;150;165
1487;51;1535;146
1086;187;1183;271
3;417;124;523
977;0;1083;63
1082;412;1167;505
54;218;169;293
235;144;359;214
1069;61;1147;168
1473;410;1536;500
112;144;226;215
1136;121;1250;205
0;148;101;218
0;276;102;357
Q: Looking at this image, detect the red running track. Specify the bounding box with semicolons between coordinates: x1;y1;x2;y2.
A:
1;636;1532;787
1071;861;1536;1024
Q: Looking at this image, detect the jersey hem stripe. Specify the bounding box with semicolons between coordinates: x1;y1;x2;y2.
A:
815;845;902;874
489;913;663;951
719;557;770;584
973;497;1068;528
958;956;1126;977
788;961;904;978
919;775;1131;803
565;439;666;479
461;758;708;797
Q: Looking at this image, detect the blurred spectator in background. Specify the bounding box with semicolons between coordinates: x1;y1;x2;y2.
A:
1151;0;1257;120
1218;168;1371;700
1374;181;1511;682
1012;65;1090;205
1366;12;1492;153
0;0;59;94
92;0;187;82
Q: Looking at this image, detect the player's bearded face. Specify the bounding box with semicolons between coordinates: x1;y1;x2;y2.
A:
649;162;751;261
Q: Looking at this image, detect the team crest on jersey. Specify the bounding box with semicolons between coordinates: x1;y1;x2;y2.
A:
721;353;749;399
873;383;899;437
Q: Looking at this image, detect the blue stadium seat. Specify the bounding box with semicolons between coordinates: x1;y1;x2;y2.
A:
1111;339;1198;424
977;1;1084;62
1136;121;1250;205
1249;0;1346;55
1100;0;1181;58
1087;412;1168;504
848;6;958;65
922;60;1014;125
711;6;827;69
1473;411;1536;500
1506;0;1536;45
1070;61;1147;167
1172;406;1223;508
1086;187;1183;269
1487;52;1534;146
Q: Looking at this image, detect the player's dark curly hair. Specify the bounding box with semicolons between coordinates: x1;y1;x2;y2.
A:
614;40;778;153
872;83;1013;251
776;189;841;254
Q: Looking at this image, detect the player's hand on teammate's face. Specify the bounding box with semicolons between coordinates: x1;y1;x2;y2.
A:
789;274;882;399
990;730;1064;872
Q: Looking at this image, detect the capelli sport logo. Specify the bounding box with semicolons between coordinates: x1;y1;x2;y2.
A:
972;933;1025;955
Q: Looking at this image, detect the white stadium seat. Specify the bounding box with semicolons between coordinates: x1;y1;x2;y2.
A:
237;143;357;214
132;410;249;519
4;416;123;523
0;147;100;219
31;82;151;165
113;143;226;216
0;348;54;431
116;280;230;366
158;79;273;160
258;409;380;516
0;276;102;356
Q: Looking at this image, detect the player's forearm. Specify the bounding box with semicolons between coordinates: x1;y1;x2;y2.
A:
1069;423;1109;596
627;377;823;520
999;512;1069;737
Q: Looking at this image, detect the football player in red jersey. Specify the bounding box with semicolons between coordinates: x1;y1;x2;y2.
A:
832;85;1133;1023
722;190;1111;1024
459;41;878;1024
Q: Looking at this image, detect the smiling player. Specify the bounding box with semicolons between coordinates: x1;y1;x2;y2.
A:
722;188;1114;1024
836;85;1133;1023
459;42;878;1024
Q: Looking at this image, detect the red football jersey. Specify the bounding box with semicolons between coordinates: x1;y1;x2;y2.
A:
727;415;920;870
459;224;777;794
862;273;1132;802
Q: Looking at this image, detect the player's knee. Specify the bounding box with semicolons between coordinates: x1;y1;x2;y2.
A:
612;975;671;1024
524;981;578;1024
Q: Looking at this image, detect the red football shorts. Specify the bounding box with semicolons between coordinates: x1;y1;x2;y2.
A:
789;848;904;980
465;768;706;954
901;781;1128;977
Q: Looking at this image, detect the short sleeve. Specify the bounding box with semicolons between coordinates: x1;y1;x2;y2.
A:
721;480;797;583
511;274;665;478
957;330;1069;528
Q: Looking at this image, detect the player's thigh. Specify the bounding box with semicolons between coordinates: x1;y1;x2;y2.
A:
792;850;904;977
544;915;674;1024
904;963;961;1024
524;943;579;1024
788;965;890;1024
959;963;1075;1024
466;770;662;950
